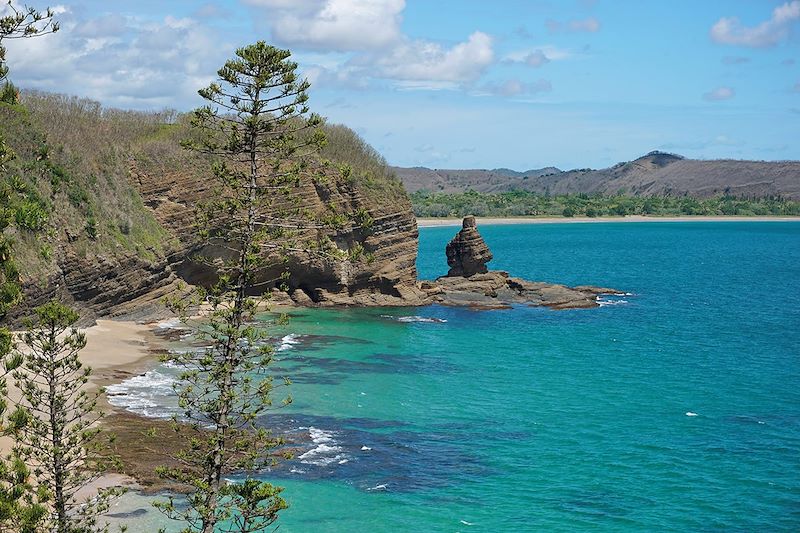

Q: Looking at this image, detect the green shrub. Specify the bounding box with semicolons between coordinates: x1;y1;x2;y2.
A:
66;182;88;207
0;82;20;105
14;201;48;231
85;216;97;239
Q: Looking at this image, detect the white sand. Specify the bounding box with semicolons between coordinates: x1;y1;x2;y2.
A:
416;215;800;227
0;319;160;493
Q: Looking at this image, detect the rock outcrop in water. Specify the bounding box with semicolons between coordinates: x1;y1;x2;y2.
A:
417;217;623;310
423;271;622;310
2;95;622;321
445;215;493;277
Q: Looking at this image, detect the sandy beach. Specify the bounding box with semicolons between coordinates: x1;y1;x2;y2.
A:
416;215;800;227
0;319;164;496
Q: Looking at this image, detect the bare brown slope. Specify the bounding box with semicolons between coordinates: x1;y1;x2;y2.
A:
394;166;561;193
395;152;800;199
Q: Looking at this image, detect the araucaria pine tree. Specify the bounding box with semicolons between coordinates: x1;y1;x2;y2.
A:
155;41;332;533
12;301;121;533
1;1;59;102
1;5;59;530
0;297;38;532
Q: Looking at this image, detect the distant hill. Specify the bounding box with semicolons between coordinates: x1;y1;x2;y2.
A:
393;165;561;194
393;152;800;199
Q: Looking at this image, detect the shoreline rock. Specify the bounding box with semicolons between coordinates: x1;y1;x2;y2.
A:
280;215;624;311
423;271;623;310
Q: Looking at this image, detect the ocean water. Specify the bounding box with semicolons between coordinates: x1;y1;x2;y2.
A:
109;222;800;532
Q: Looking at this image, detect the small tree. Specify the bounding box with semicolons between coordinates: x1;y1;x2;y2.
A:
0;315;41;533
0;0;59;318
12;300;122;533
154;41;336;533
0;6;58;528
1;1;59;84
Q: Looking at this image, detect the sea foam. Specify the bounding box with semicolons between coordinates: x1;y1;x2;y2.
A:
277;333;302;351
106;370;178;419
597;297;629;307
381;315;447;323
297;427;349;467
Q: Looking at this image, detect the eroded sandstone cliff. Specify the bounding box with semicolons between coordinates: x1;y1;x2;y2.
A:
3;94;621;321
2;92;423;322
130;150;423;308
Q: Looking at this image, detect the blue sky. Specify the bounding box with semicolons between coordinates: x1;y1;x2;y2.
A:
3;0;799;169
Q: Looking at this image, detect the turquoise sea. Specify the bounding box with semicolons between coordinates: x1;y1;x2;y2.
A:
109;221;800;532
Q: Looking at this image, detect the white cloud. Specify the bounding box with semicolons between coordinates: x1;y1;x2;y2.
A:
546;16;601;33
793;81;800;93
249;0;405;52
711;1;800;48
302;63;370;90
4;12;227;109
504;45;574;64
245;0;322;10
375;31;494;83
478;78;552;97
524;50;550;68
299;31;495;90
247;0;496;91
703;86;735;102
5;0;499;105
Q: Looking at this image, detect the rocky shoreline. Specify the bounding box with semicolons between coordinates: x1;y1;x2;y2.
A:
77;215;626;497
269;216;623;310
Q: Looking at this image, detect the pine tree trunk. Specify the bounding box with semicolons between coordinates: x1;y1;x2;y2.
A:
48;324;68;533
201;91;262;533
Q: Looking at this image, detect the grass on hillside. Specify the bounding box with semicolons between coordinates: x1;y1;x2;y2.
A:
1;90;407;282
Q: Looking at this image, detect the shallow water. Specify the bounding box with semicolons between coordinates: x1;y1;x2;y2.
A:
109;221;800;532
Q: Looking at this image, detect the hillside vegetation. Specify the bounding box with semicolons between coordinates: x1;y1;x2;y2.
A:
412;190;800;218
1;92;173;278
0;90;407;317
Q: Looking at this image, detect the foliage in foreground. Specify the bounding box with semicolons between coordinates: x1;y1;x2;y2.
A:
153;41;343;533
411;190;800;218
13;300;123;533
0;3;61;531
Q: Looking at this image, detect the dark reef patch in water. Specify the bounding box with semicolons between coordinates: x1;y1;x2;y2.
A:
273;351;457;385
257;413;488;493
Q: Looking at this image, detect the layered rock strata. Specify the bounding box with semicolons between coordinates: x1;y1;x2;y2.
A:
445;215;493;277
131;157;423;308
419;216;623;310
13;249;185;324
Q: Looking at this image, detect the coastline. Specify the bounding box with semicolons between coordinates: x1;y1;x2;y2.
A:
416;215;800;227
0;319;169;498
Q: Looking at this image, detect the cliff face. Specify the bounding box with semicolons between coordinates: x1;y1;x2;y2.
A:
2;95;184;323
16;249;183;322
130;152;421;307
2;93;422;323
